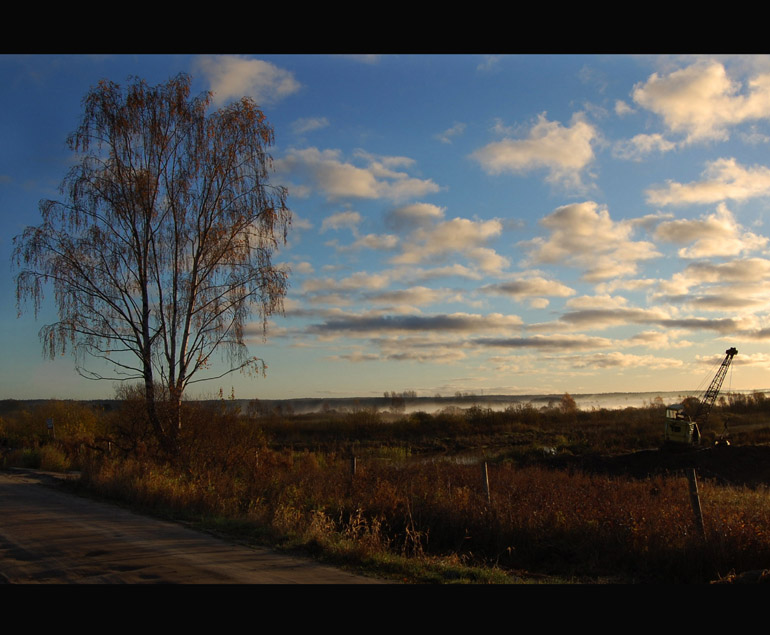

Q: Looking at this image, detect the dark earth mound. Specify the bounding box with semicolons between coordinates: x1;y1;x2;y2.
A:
547;444;770;488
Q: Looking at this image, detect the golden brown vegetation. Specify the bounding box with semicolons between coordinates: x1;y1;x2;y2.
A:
2;394;770;583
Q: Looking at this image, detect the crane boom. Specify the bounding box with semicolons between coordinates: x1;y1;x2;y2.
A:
664;347;738;446
694;347;738;425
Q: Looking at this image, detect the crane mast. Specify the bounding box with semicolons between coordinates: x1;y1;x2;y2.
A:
694;347;738;425
664;347;738;446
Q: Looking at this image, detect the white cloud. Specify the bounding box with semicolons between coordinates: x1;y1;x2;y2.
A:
320;211;362;232
558;306;671;330
435;122;467;144
483;276;576;300
595;277;658;295
343;233;399;252
476;334;613;352
646;158;770;206
302;271;391;294
195;55;301;107
385;203;446;229
320;211;399;253
565;294;628;310
568;352;685;370
365;286;448;308
471;113;598;189
291;117;330;135
652;257;770;315
633;60;770;143
654;203;768;258
615;100;634;116
523;202;660;281
623;330;693;350
406;264;488;282
391;217;507;274
477;55;504;72
681;258;770;284
613;133;676;161
467;247;510;274
309;311;523;337
339;55;382;65
276;147;440;202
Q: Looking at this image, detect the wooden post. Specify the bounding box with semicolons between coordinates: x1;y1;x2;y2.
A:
350;456;357;478
687;469;706;540
481;461;491;505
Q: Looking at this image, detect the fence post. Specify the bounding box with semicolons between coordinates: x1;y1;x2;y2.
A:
350;456;357;479
481;461;491;505
687;468;706;540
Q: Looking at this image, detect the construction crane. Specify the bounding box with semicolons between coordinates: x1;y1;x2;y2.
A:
664;347;738;446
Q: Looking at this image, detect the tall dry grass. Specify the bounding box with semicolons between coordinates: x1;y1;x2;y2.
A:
4;395;770;582
75;442;770;582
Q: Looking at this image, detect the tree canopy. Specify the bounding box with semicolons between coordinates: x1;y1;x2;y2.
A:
13;74;291;452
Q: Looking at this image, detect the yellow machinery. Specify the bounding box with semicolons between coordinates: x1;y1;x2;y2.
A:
664;347;737;446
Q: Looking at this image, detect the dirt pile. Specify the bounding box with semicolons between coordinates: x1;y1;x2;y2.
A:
550;444;770;488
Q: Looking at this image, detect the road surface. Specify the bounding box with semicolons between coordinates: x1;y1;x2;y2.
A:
0;470;381;584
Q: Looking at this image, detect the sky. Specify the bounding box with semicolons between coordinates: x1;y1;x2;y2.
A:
3;53;770;401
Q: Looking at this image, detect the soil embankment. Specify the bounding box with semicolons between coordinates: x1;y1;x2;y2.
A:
547;444;770;488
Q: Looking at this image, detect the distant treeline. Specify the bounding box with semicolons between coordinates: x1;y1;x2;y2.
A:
3;389;769;421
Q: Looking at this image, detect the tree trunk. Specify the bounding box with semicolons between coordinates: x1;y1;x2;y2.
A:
144;377;176;457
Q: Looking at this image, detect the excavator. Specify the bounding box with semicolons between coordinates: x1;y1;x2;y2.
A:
664;347;737;446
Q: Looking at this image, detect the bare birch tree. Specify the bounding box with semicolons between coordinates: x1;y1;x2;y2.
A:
13;74;291;454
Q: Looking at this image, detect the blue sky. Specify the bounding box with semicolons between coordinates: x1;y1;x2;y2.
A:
3;53;770;401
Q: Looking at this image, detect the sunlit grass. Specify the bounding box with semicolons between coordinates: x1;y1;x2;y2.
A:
3;395;770;583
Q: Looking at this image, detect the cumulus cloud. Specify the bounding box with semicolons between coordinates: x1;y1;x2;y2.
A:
275;148;440;202
331;351;380;363
435;122;467;144
633;60;770;143
391;217;508;274
319;210;398;253
550;298;762;337
334;344;471;365
364;286;449;308
681;258;770;284
385;203;446;229
654;203;768;258
680;288;770;312
613;133;676;161
565;294;630;310
653;257;770;314
320;211;362;232
595;277;658;295
623;330;693;350
567;352;685;369
559;306;671;330
406;264;489;282
615;100;634;116
471;113;598;189
482;276;576;303
646;158;770;206
523;202;660;281
195;55;301;107
291;117;330;135
346;233;399;251
292;261;315;275
308;312;523;337
302;271;391;294
476;334;612;352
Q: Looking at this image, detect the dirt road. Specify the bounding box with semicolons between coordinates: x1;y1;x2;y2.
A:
0;470;381;584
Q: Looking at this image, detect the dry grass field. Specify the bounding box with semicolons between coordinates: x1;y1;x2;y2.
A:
3;394;770;583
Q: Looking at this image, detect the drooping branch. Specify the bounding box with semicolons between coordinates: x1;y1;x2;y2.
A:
13;74;291;454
